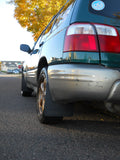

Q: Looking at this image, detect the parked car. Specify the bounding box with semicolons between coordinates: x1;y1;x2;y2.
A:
12;69;20;74
20;0;120;123
7;69;13;74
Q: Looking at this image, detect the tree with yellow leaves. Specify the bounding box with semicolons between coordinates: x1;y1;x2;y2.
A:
10;0;66;41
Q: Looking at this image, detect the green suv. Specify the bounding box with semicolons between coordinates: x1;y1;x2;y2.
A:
20;0;120;123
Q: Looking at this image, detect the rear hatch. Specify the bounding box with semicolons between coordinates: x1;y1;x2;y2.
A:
69;0;120;68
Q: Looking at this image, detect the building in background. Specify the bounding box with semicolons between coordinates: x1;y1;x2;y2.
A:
0;61;23;72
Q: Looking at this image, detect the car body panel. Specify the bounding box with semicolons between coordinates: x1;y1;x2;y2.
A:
71;0;120;68
40;0;76;65
25;53;39;86
63;51;100;64
48;64;120;102
21;0;120;115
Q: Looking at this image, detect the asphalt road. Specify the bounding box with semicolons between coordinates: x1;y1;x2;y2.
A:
0;75;120;160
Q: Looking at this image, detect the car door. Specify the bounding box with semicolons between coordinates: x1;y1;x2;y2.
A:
26;36;42;86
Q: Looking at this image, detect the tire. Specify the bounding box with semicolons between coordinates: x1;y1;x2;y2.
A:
21;73;33;97
37;67;63;124
105;102;120;116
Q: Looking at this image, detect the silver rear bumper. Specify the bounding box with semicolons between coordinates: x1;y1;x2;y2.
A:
48;64;120;103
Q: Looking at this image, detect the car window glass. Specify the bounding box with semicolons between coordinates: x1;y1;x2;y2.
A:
43;16;57;36
52;3;72;31
38;16;57;43
89;0;120;19
34;36;42;50
42;30;51;42
31;16;57;50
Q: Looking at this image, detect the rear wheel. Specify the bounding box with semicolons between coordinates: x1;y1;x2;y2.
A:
37;67;63;124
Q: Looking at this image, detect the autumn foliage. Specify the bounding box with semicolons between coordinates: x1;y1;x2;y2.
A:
10;0;66;41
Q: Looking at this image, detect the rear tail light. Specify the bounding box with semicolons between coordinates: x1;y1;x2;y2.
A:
64;23;120;53
94;24;120;53
64;23;98;52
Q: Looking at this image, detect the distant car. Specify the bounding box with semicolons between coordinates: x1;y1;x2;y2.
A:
20;0;120;124
7;69;13;74
12;69;20;74
18;68;22;73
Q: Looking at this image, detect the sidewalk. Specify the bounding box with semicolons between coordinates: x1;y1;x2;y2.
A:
0;72;21;77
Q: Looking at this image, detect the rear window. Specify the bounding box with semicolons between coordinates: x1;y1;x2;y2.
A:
89;0;120;19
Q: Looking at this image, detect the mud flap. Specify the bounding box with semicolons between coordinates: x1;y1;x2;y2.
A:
44;83;73;117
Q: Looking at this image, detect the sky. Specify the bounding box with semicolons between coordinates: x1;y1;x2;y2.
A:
0;0;34;61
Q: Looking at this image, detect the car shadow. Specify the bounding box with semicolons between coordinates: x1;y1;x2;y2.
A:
51;119;120;137
49;104;120;137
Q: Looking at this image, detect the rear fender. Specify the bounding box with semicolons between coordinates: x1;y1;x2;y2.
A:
37;57;48;81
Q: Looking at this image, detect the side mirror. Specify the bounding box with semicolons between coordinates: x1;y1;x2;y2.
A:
20;44;31;53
